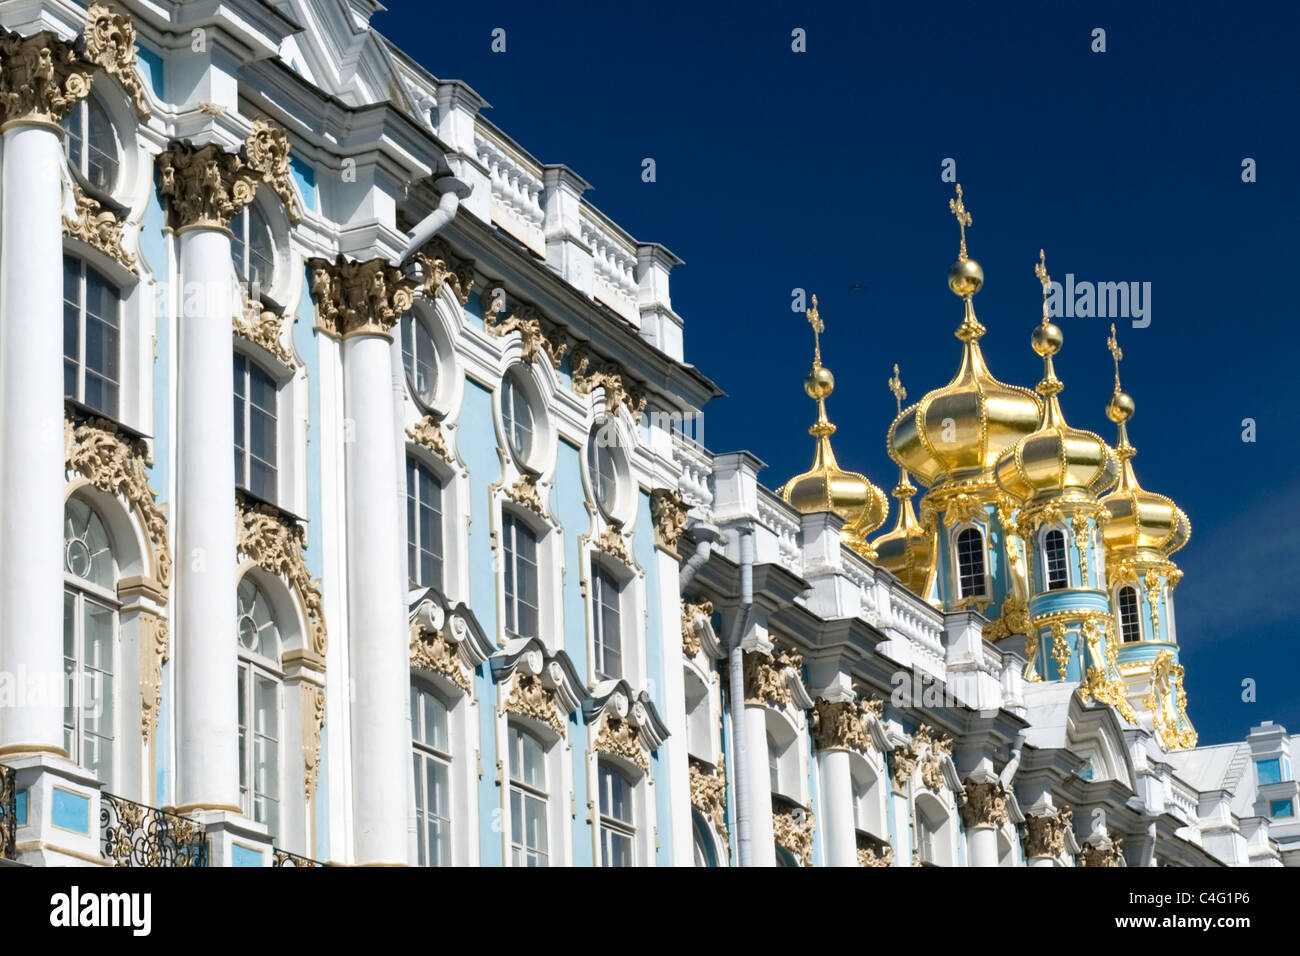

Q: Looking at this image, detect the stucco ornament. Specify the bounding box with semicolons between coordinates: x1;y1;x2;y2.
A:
680;599;713;658
742;647;801;708
857;840;894;868
64;184;136;267
1023;806;1073;859
594;711;648;771
158;142;260;229
407;414;451;462
416;238;475;305
242;118;301;223
81;3;150;118
503;473;547;518
410;625;470;693
504;673;565;735
234;295;294;366
309;254;416;339
773;806;815;866
959;778;1009;830
0;28;91;124
302;685;325;800
689;758;727;843
482;284;567;368
137;610;168;744
915;724;953;792
811;698;872;752
571;343;647;417
236;501;328;659
1079;835;1124;867
593;525;633;566
649;487;689;554
889;738;920;791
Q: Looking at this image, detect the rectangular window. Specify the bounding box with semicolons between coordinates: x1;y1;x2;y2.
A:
598;762;635;867
411;685;452;866
63;258;121;418
591;561;622;680
234;353;279;503
62;587;116;788
508;725;548;867
238;662;280;840
1271;799;1294;819
1256;758;1283;786
956;528;986;599
502;513;539;640
406;458;445;589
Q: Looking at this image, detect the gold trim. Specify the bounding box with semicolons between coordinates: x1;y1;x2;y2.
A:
82;3;151;119
308;254;415;340
63;183;136;267
236;501;327;658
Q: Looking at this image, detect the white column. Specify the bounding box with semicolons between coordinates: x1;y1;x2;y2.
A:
343;330;409;865
967;825;998;867
657;549;693;865
743;704;775;866
817;748;857;866
174;226;240;812
0;122;66;756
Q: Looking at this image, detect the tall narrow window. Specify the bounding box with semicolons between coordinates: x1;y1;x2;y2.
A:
501;513;539;640
501;372;535;463
1117;586;1141;643
63;258;121;418
236;577;281;840
411;684;452;866
401;313;440;407
956;527;986;599
767;731;781;795
234;353;278;503
231;204;275;294
60;96;119;193
508;725;548;866
63;498;117;787
1044;529;1069;590
598;761;635;867
587;426;619;516
406;458;444;589
591;561;622;680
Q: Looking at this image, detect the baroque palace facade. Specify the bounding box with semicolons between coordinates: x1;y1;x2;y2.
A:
0;0;1294;867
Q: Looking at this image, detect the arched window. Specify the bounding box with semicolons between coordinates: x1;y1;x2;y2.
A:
230;204;275;294
411;683;452;866
406;457;444;589
587;423;619;517
1044;529;1069;590
591;560;622;680
508;723;549;866
501;371;535;464
851;759;885;840
236;576;282;840
60;95;119;193
1117;586;1141;643
692;810;719;867
63;497;118;786
63;257;122;419
915;794;952;866
234;352;279;503
401;313;440;407
501;512;539;640
598;760;635;867
956;527;986;599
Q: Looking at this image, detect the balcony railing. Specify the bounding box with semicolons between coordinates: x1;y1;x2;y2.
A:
272;847;323;867
0;764;15;861
100;793;208;867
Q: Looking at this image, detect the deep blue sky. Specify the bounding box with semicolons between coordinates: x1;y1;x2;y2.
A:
378;0;1298;746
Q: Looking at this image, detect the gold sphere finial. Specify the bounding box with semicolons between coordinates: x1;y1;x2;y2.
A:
804;293;833;399
947;184;983;297
949;183;973;260
1105;323;1134;421
1031;249;1062;355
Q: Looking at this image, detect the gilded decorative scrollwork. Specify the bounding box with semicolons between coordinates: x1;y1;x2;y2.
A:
81;4;150;118
0;28;91;124
302;684;325;801
680;599;713;658
1070;513;1091;583
407;414;451;462
689;757;727;843
415;238;475;306
983;593;1030;641
1049;622;1071;678
889;739;919;791
482;284;567;368
571;343;647;417
915;724;952;792
593;525;632;566
649;487;689;555
503;473;547;517
308;254;416;339
1145;649;1198;751
942;493;985;527
959;778;1009;830
138;609;168;744
1142;570;1162;638
772;805;815;867
504;673;564;735
857;837;894;868
410;627;471;692
157;142;259;230
235;296;294;366
1022;806;1072;859
742;647;801;709
1079;837;1123;867
236;501;327;659
64;184;136;267
242;118;301;223
65;415;172;587
811;698;872;753
594;712;648;771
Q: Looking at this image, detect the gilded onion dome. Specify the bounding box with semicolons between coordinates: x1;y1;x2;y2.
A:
873;365;935;595
779;295;889;559
994;251;1119;504
888;185;1042;488
1099;325;1191;558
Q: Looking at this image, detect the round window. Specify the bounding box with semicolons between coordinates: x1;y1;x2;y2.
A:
236;577;279;660
502;371;535;464
401;313;440;407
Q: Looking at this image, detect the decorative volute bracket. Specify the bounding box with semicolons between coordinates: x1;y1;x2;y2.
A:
308;254;415;339
681;599;723;660
490;638;585;735
236;500;327;663
243;118;301;224
408;588;494;693
742;647;813;710
414;237;474;306
649;488;689;556
481;283;567;368
811;696;886;753
585;680;670;772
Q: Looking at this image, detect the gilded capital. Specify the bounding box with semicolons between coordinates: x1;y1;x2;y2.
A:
742;647;801;709
1022;806;1073;860
811;698;872;752
157;141;259;230
0;28;92;125
959;778;1009;830
308;254;415;340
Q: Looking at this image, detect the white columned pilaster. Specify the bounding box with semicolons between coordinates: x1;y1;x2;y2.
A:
656;545;693;865
309;256;415;865
817;748;857;866
743;704;775;866
0;118;69;757
173;225;241;812
967;824;998;867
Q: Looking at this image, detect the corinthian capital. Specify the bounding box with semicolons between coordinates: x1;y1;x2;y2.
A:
0;29;92;125
307;254;415;340
959;778;1009;830
157;142;259;229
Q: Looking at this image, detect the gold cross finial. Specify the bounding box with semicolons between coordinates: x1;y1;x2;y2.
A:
888;363;907;414
1107;322;1123;393
806;293;824;364
1034;248;1051;324
949;184;973;260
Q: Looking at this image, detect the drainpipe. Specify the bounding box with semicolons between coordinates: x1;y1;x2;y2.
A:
727;526;756;866
678;523;719;590
999;730;1028;789
394;174;471;266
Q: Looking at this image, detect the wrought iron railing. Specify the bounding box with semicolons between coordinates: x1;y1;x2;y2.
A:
272;847;324;867
0;764;16;861
100;793;208;867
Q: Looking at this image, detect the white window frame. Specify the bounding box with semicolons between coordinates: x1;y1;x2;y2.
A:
507;721;552;867
952;523;989;600
61;94;121;196
234;350;280;505
590;558;623;681
501;510;542;642
597;758;637;867
235;576;283;842
406;455;446;591
64;256;123;421
1115;584;1142;643
1042;527;1069;591
411;681;453;866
